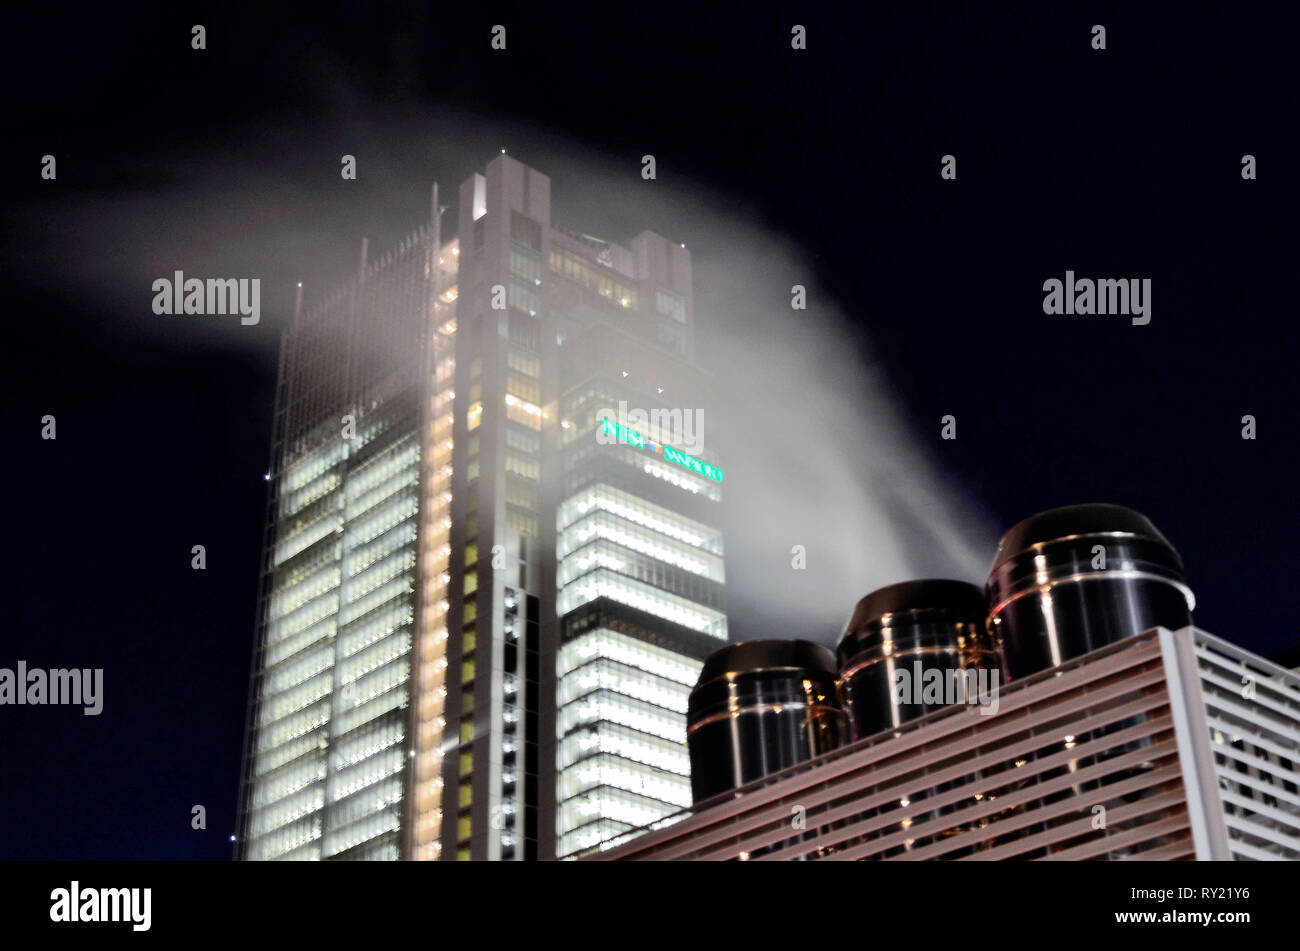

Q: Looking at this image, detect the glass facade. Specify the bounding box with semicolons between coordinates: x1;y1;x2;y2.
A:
554;382;726;857
238;211;458;861
245;400;421;860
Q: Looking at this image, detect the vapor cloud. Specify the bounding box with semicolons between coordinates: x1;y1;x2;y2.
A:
16;105;998;648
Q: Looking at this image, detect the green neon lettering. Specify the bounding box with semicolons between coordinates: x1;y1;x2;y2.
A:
598;417;724;481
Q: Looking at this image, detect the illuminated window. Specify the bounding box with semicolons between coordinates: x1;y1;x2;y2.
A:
506;373;540;404
465;541;478;566
506;506;538;537
558;567;727;639
507;350;541;378
508;279;540;316
505;395;542;430
459;750;473;777
509;247;541;283
462;687;474;714
505;452;539;481
460;719;474;744
459;780;472;809
462;657;476;684
558;483;723;553
558;511;723;582
467;401;482;430
457;846;471;861
505;425;540;454
463;627;476;654
505;480;539;510
463;598;477;624
548;248;637;309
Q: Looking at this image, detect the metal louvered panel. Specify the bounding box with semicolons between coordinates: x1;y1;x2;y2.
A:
1190;631;1300;861
591;627;1300;862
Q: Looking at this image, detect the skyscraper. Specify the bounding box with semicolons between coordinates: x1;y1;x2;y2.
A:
235;155;727;861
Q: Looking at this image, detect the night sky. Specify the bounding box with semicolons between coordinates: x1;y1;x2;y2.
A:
2;2;1296;860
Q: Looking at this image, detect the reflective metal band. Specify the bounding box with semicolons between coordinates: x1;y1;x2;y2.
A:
990;531;1147;573
987;569;1196;621
687;702;845;734
839;646;997;682
838;615;984;652
691;665;833;693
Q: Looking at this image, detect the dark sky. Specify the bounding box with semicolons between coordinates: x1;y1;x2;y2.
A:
2;2;1296;860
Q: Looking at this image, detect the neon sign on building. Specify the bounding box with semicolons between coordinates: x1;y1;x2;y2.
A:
599;418;725;482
